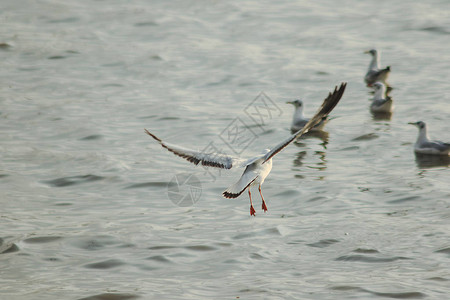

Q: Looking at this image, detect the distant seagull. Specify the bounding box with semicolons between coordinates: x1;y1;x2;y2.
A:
364;49;391;86
370;82;393;113
286;99;328;133
145;83;347;216
408;121;450;155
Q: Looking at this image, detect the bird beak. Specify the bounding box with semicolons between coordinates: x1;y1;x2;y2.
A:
286;101;294;105
408;122;416;126
364;50;370;54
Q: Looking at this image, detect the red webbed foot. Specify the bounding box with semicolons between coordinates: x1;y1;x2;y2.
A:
250;205;256;216
262;201;268;212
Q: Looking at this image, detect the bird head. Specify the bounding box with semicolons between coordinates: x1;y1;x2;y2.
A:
372;82;384;90
286;99;303;108
408;121;426;130
364;49;377;56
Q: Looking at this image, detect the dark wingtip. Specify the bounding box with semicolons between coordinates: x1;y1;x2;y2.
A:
315;82;346;118
223;191;240;199
223;177;257;199
144;129;162;143
324;82;347;115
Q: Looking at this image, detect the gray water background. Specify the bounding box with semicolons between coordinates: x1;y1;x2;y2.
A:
1;1;449;299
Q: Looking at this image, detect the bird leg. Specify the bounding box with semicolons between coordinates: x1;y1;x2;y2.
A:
259;185;268;212
248;189;256;216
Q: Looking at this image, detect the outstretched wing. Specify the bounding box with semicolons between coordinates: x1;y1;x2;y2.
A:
262;82;347;164
144;129;238;169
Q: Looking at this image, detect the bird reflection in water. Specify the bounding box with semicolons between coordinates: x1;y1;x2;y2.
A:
414;153;450;169
293;129;329;148
372;111;392;121
292;130;329;179
293;150;307;167
293;128;329;142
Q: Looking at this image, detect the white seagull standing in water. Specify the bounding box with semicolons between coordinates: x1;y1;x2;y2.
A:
145;83;347;216
286;99;328;133
364;49;391;86
370;82;393;113
408;121;450;156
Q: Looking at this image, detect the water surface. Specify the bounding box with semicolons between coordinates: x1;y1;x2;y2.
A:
1;1;449;299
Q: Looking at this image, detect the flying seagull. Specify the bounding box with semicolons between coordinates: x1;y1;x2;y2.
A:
286;99;328;133
408;121;450;155
370;82;393;113
145;83;347;216
364;49;391;86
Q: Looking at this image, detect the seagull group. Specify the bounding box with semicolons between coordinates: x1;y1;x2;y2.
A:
363;49;449;156
144;49;448;216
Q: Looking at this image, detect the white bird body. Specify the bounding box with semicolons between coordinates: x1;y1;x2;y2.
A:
223;150;272;196
145;83;347;215
364;49;390;86
370;82;393;113
409;121;450;156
